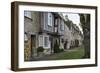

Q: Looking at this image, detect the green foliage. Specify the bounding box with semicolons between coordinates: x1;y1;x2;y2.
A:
59;48;64;52
53;40;60;53
37;46;44;52
43;47;85;60
54;47;85;60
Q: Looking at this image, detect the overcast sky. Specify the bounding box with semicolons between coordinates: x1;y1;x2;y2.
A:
63;13;83;33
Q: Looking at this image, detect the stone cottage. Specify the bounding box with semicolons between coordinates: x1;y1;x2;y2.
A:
24;11;66;60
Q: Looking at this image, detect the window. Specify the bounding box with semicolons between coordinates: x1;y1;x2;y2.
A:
39;35;50;48
48;13;52;26
24;11;32;18
39;35;43;46
44;36;49;47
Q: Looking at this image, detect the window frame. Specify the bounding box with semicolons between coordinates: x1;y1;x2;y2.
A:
48;13;53;26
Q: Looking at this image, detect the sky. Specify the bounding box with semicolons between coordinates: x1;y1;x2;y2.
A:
63;13;83;33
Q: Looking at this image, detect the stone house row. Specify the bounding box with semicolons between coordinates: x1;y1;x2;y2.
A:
24;11;83;61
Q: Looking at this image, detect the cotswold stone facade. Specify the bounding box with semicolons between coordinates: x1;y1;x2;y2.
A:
24;11;83;61
24;11;41;60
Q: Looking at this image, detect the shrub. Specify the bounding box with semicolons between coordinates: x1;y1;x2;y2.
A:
54;40;60;53
59;48;64;52
37;46;44;52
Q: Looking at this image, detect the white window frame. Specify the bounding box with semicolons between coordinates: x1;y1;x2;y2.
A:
39;35;43;47
48;13;52;26
39;35;50;48
43;36;50;48
44;36;49;47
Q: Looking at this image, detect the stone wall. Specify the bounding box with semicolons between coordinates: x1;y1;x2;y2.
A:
64;24;72;49
24;39;31;61
24;12;41;60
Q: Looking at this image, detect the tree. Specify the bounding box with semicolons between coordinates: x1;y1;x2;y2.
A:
79;14;90;58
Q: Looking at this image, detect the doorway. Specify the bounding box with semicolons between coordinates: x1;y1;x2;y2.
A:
31;35;37;58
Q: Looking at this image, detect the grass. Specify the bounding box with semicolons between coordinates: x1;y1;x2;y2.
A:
30;46;85;61
48;47;85;60
56;47;85;60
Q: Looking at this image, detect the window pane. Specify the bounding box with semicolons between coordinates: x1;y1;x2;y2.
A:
39;35;43;46
44;37;48;47
48;13;52;26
